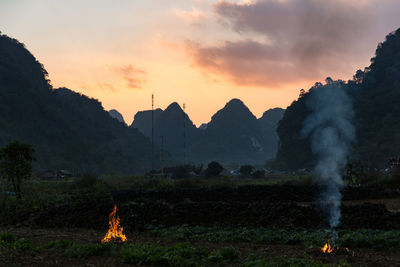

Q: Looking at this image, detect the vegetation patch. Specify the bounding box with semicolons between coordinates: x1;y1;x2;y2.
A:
148;226;400;249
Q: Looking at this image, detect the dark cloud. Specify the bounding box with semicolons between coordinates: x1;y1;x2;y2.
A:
185;39;300;86
186;0;383;87
107;64;146;89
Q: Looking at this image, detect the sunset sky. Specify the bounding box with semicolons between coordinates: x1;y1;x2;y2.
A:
1;0;400;126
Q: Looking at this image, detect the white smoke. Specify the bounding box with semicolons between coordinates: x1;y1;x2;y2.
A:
302;79;355;229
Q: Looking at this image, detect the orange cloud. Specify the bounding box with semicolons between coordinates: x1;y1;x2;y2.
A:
184;0;375;88
107;64;146;89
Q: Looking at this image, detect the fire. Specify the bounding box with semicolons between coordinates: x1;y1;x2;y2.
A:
321;240;334;253
101;204;127;243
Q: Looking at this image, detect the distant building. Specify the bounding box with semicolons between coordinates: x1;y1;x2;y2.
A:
41;169;73;180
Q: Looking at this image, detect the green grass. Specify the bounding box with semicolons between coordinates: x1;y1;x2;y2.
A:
99;174;314;191
147;225;400;249
121;242;329;266
0;234;339;266
0;233;32;251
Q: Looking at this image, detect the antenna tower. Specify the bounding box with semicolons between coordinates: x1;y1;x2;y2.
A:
151;94;154;171
183;103;186;165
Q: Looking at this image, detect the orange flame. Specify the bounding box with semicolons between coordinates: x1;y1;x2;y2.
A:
321;240;334;253
101;204;127;243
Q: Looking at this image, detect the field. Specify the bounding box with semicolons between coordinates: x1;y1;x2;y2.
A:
1;175;400;266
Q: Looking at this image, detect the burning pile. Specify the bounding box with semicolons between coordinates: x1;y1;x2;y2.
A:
321;240;334;254
320;239;351;255
101;203;127;243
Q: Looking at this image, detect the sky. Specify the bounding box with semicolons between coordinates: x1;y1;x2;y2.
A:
1;0;400;126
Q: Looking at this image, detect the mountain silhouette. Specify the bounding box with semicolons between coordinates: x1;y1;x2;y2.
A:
275;28;400;170
131;102;198;162
258;108;285;158
108;109;126;125
0;33;160;175
132;99;284;165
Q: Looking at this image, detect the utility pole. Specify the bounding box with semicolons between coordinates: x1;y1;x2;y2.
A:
151;93;154;172
160;135;164;173
183;103;186;165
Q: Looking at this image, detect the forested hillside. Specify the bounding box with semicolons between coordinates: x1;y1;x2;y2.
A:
0;33;158;175
275;28;400;170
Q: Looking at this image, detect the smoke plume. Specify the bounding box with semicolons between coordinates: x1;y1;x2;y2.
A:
301;79;355;229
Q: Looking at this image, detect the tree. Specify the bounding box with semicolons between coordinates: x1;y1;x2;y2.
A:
205;161;223;177
0;140;35;198
239;165;254;177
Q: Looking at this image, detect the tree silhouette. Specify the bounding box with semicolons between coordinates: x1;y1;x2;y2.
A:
239;165;254;177
205;161;223;177
0;140;35;198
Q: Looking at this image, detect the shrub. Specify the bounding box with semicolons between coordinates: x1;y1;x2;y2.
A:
239;165;254;177
13;238;32;251
0;232;15;243
218;246;240;261
205;162;223;177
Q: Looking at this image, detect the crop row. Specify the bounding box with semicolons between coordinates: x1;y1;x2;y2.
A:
147;225;400;249
0;232;347;266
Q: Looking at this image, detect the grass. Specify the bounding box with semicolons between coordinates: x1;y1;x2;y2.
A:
99;174;314;191
0;232;343;266
0;232;32;251
147;225;400;250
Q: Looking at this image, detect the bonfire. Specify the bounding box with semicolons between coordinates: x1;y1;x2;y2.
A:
321;240;334;253
101;203;127;243
321;239;351;255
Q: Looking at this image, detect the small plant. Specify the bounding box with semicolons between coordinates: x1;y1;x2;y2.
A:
0;232;15;243
65;242;113;258
217;246;240;261
44;239;74;250
13;238;32;251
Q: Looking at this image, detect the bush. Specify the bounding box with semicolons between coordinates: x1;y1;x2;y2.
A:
0;232;15;243
239;165;254;177
205;162;223;177
218;246;240;261
13;238;32;251
162;164;204;179
384;167;400;188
